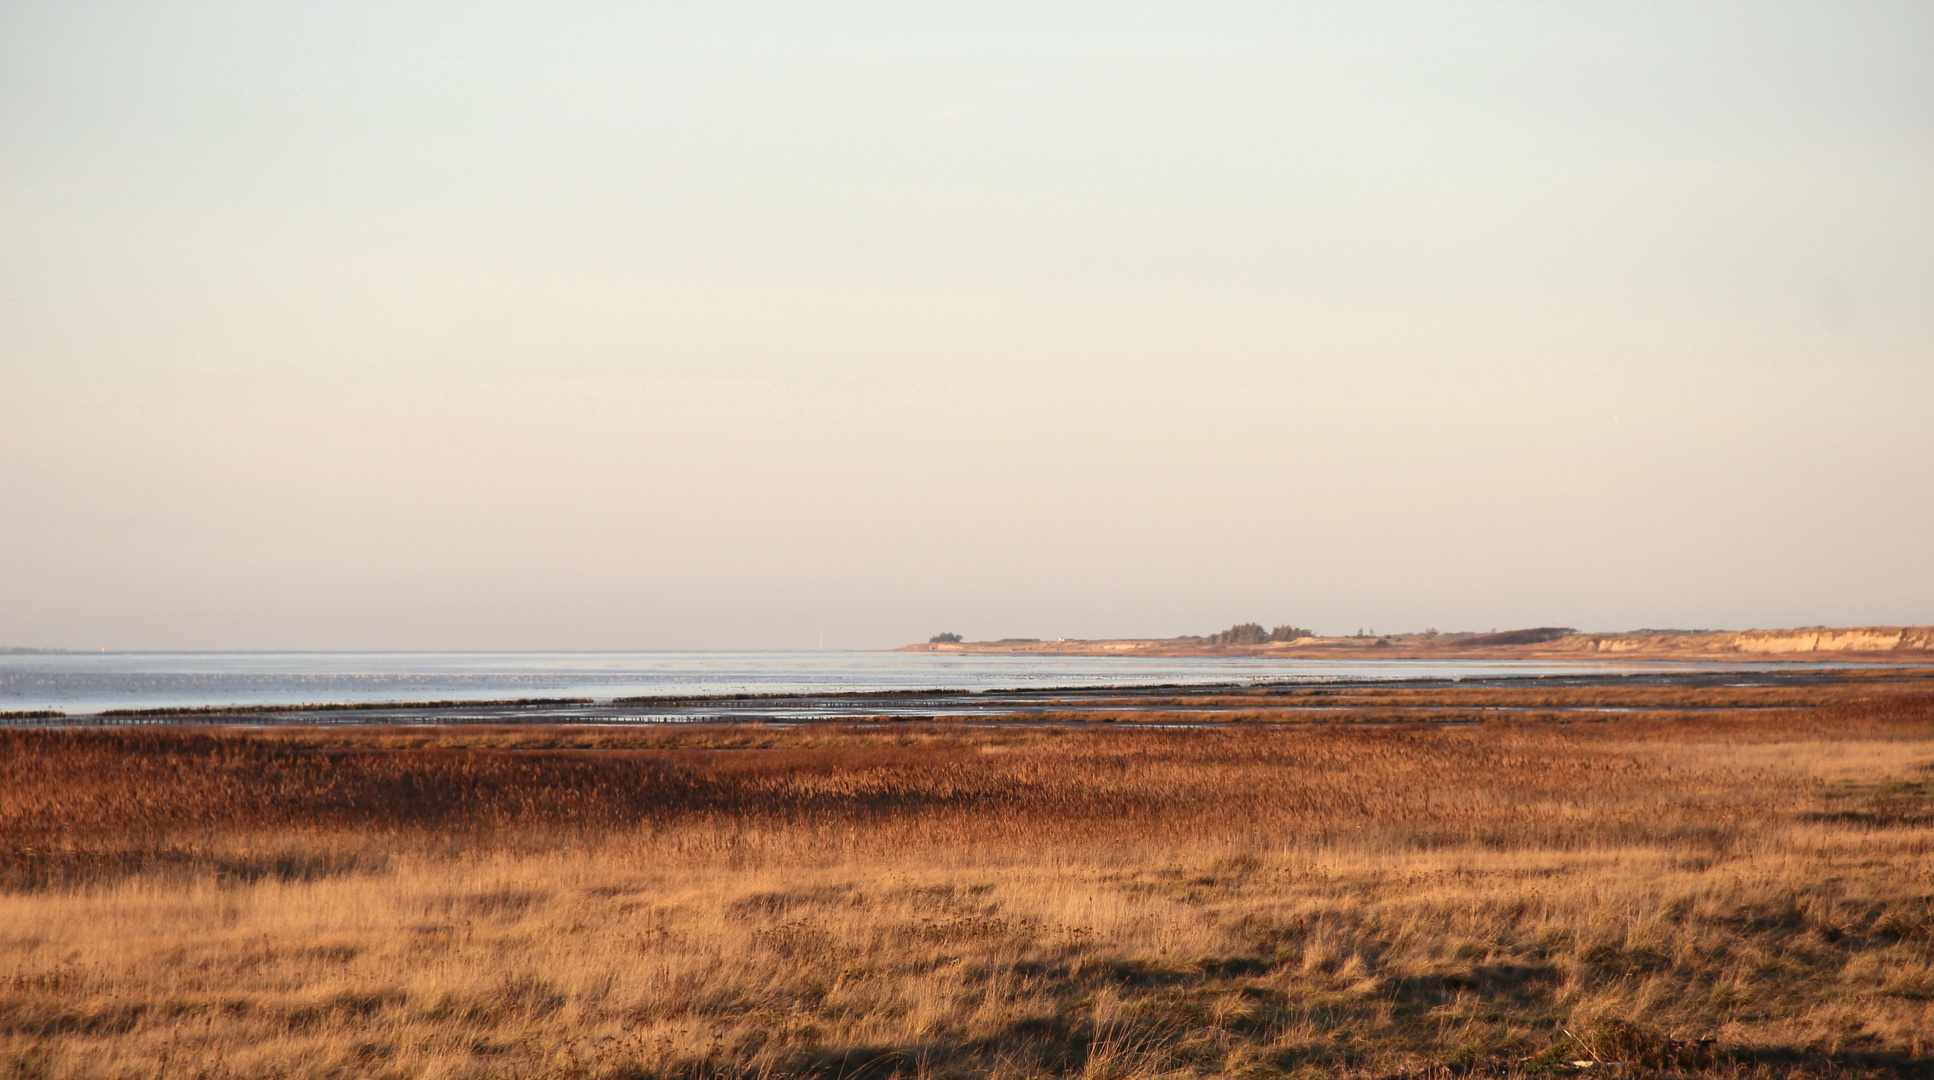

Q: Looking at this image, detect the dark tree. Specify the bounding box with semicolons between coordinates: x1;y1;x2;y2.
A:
1209;623;1269;646
929;632;963;643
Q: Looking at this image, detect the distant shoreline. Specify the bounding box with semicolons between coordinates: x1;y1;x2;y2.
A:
899;624;1934;662
10;662;1917;726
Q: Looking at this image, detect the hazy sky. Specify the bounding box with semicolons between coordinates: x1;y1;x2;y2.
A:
3;3;1931;650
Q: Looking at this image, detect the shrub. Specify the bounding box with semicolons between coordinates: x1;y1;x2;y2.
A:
1453;627;1577;647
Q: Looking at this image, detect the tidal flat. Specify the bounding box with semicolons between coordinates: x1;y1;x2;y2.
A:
2;669;1931;1079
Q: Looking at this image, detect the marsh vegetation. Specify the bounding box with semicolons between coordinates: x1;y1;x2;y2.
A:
2;674;1931;1078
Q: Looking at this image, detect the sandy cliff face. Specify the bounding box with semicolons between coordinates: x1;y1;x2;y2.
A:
1560;626;1934;655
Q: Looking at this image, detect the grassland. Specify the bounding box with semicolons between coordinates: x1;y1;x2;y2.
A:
2;673;1932;1079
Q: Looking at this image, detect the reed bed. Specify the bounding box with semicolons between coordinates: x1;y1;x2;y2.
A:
925;667;1934;715
2;691;1931;1079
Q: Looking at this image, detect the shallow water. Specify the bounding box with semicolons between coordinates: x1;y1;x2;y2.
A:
0;650;1855;716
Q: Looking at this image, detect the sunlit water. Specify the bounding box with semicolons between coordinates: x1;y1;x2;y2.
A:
0;650;1855;716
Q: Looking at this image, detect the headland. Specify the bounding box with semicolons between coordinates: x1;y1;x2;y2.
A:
900;623;1934;661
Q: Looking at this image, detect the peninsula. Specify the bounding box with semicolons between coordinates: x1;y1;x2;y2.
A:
900;623;1934;661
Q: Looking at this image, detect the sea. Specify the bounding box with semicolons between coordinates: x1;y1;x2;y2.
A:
0;650;1847;717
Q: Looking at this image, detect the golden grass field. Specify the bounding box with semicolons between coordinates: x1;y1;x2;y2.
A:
3;670;1932;1079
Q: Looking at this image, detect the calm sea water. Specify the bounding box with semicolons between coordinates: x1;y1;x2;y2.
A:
0;650;1839;716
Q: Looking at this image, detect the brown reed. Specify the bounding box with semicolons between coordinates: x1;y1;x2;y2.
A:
1;690;1930;1079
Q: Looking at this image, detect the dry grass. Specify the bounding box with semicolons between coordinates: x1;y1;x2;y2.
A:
923;667;1934;717
2;689;1932;1079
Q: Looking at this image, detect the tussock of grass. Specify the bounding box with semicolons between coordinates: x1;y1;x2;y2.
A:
0;690;1930;1078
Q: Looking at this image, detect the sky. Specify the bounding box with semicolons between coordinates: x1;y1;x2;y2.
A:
2;2;1931;651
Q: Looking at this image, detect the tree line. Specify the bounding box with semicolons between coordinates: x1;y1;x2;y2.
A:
1192;622;1312;645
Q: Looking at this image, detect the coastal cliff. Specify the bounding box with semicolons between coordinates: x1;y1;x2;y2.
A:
1554;626;1934;656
